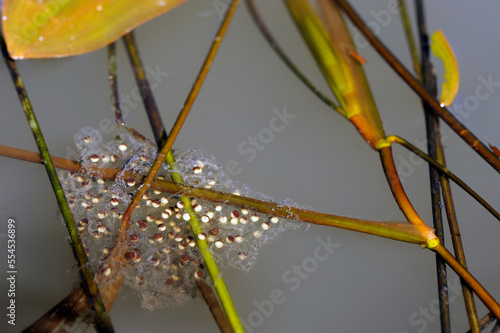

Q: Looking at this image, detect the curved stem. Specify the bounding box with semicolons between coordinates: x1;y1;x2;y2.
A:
433;244;500;320
387;136;500;222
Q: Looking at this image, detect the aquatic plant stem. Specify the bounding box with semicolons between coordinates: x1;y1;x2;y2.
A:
197;279;234;333
433;244;500;320
249;0;499;221
0;144;428;244
108;42;124;126
376;148;491;320
122;17;234;330
386;136;500;221
8;141;500;243
333;0;500;173
1;36;114;332
398;0;420;79
108;40;152;142
415;2;451;330
466;313;496;333
378;146;437;242
123;31;168;145
166;152;243;332
438;143;480;332
21;1;242;330
116;1;243;331
245;0;345;117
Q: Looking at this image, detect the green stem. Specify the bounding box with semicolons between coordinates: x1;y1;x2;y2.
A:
1;35;114;332
166;152;243;332
433;244;500;320
398;0;420;79
438;145;480;331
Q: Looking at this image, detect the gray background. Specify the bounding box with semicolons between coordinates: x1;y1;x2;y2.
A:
1;1;499;332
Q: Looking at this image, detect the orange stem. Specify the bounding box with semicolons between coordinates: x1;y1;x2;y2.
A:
433;243;500;319
379;146;437;243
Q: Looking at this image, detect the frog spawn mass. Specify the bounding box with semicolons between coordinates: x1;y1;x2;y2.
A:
59;127;304;310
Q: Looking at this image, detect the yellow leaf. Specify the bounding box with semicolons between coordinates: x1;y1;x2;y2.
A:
431;30;460;106
2;0;186;59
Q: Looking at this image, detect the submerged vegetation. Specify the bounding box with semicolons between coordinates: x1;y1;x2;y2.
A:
1;1;499;332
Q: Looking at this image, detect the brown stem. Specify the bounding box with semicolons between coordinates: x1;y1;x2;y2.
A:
1;35;114;332
245;0;345;116
123;16;235;328
465;312;496;333
416;2;451;329
107;42;124;127
433;244;500;320
123;31;167;146
437;142;480;330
